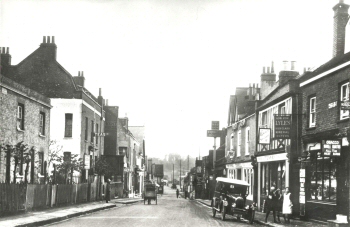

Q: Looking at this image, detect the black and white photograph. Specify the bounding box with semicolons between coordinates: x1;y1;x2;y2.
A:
0;0;349;226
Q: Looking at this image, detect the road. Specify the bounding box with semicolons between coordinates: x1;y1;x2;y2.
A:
45;186;262;227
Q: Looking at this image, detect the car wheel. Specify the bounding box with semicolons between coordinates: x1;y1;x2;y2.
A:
221;207;226;221
212;207;216;217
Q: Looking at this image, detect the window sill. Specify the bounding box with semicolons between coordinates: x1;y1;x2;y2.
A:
84;140;89;143
305;127;316;131
337;118;349;124
64;137;73;139
17;128;25;132
39;134;46;138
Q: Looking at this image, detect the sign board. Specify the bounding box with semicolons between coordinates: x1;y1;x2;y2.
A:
322;140;341;156
328;101;337;109
257;153;288;163
274;115;291;139
300;169;305;178
341;101;350;110
300;195;305;204
154;164;164;177
207;130;221;137
259;128;271;144
211;121;220;130
84;154;90;170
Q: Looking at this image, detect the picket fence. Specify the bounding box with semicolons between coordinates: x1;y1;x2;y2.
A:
0;181;123;215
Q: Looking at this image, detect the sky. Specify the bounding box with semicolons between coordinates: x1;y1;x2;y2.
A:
0;0;346;158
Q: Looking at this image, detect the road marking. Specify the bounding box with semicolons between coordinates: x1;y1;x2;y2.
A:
80;217;159;219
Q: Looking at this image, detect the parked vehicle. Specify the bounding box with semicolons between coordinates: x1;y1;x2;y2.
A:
211;177;255;223
144;184;157;205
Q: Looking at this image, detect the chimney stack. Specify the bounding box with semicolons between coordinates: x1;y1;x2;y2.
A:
40;36;57;60
73;71;85;87
283;61;289;70
0;46;12;74
333;0;349;57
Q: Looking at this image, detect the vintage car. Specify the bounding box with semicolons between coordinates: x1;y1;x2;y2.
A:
211;177;255;223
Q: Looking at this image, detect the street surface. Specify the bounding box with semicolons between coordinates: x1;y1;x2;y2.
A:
45;186;262;227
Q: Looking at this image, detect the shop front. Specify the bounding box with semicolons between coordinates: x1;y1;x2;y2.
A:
226;162;254;201
301;139;349;221
257;152;290;210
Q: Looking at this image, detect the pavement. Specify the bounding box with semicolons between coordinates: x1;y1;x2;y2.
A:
0;197;143;227
195;199;328;227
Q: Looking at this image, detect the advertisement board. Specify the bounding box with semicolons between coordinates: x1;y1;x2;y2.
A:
84;154;90;170
274;115;291;139
259;128;271;144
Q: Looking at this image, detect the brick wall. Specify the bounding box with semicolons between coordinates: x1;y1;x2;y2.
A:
0;75;51;183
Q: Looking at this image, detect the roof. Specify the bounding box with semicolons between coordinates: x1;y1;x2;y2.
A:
216;177;250;186
299;51;350;84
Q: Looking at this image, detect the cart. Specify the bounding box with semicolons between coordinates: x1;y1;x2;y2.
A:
144;184;157;205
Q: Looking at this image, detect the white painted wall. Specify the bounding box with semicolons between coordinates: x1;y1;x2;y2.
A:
50;99;82;156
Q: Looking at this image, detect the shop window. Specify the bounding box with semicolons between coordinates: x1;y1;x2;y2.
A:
64;114;73;137
309;97;316;127
237;130;241;157
309;153;336;202
245;127;250;155
261;161;285;196
39;112;45;135
340;82;349;120
17;103;25;130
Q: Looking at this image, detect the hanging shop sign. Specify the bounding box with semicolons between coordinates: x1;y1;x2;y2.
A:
207;130;221;137
274;115;291;139
211;121;220;130
322;140;341;156
259;128;271;144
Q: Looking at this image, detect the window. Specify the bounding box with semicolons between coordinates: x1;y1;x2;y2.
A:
309;153;336;202
237;130;241;157
309;97;316;127
230;133;234;150
261;112;267;128
39;112;45;135
17;103;24;130
245;127;250;155
96;123;99;145
91;120;94;143
85;117;88;141
38;152;44;174
340;82;349;119
279;104;286;115
64;114;73;137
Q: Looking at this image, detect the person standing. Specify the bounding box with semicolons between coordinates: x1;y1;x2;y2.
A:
176;188;179;198
275;188;282;223
265;186;277;223
282;187;292;223
106;179;111;203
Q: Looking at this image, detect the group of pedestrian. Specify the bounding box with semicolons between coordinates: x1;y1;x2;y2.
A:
265;186;292;224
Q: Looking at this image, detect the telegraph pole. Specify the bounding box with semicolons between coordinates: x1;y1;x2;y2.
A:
173;163;174;186
180;159;181;191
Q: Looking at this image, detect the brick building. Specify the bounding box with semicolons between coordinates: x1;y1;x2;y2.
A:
1;37;105;183
0;72;51;184
298;0;350;222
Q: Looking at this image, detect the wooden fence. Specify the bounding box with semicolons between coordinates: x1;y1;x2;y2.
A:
0;181;105;215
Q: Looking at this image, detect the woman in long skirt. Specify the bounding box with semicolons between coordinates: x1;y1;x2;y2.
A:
282;187;292;223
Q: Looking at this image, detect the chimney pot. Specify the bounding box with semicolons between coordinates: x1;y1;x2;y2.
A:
99;88;102;96
267;67;270;73
52;36;55;43
291;61;296;70
271;61;275;73
106;99;109;106
78;71;80;77
82;71;84;77
47;36;50;43
6;47;9;54
43;36;46;43
2;47;5;53
263;67;265;73
283;61;288;70
0;47;2;54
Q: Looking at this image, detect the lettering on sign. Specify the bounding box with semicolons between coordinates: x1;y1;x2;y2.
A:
211;121;220;130
322;140;341;156
259;128;271;144
257;153;288;162
328;101;337;109
274;115;291;139
341;101;350;110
